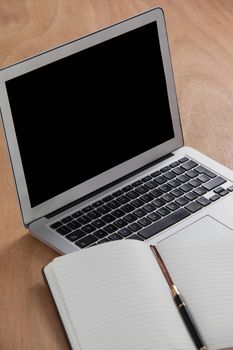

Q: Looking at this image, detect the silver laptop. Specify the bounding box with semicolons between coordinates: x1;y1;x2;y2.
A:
1;7;233;254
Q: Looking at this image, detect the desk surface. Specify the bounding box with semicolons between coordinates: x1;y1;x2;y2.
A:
1;1;233;348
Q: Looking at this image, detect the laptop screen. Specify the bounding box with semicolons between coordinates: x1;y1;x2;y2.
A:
5;21;174;208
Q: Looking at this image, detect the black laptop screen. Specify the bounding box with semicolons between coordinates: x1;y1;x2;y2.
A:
6;21;174;207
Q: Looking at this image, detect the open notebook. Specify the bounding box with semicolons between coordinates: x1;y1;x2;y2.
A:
43;216;233;350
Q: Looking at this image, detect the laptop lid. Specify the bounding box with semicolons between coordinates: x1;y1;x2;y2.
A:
0;7;183;226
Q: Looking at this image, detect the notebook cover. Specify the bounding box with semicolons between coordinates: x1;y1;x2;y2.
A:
42;267;72;350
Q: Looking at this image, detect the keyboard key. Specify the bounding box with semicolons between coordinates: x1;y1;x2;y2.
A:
213;187;225;194
159;184;172;193
196;197;211;206
128;222;142;232
157;207;170;216
72;210;83;218
108;233;123;241
92;219;106;228
82;205;94;213
67;220;82;230
98;238;110;244
203;176;226;191
103;195;114;203
180;160;198;171
195;165;216;178
185;202;202;213
180;183;193;192
126;190;139;199
166;202;180;211
160;166;170;173
50;221;63;229
131;198;144;208
150;188;163;198
143;203;156;212
112;209;125;218
214;187;229;196
169;161;179;168
82;224;96;234
88;210;102;220
141;175;152;182
78;215;91;225
114;219;127;228
135;185;149;194
122;185;133;192
172;167;185;175
112;190;124;197
127;234;144;241
121;204;134;213
102;214;115;223
145;180;158;190
175;197;189;206
94;229;108;239
167;179;181;188
186;169;198;178
75;234;98;248
178;157;189;163
227;185;233;191
118;227;132;237
133;208;147;218
107;200;121;209
184;192;198;201
139;208;190;239
140;193;154;203
152;198;165;208
56;226;72;235
61;216;73;224
132;180;143;187
138;217;152;227
189;179;202;187
147;212;161;221
154;175;167;184
66;229;86;242
170;188;183;197
93;200;104;208
219;189;229;196
177;174;189;183
97;205;111;215
123;214;137;223
117;195;130;204
163;171;176;180
197;174;211;183
210;194;220;201
104;224;118;234
161;193;174;202
193;186;207;196
151;170;161;177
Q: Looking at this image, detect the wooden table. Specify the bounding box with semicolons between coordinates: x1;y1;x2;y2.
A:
1;1;233;348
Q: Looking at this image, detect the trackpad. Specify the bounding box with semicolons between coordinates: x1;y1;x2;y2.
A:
158;215;233;349
161;215;233;243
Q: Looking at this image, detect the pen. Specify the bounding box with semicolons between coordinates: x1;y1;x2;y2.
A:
150;245;207;350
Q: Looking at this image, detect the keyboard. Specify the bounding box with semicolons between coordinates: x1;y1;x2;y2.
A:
50;157;233;248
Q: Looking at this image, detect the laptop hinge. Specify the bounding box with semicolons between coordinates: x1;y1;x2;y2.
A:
45;152;174;220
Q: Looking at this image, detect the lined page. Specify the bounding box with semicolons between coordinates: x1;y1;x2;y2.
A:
158;216;233;350
45;240;195;350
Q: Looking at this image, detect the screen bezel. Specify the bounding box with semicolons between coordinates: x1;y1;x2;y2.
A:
0;7;183;225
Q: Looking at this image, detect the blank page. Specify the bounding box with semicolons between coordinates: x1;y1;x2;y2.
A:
44;240;195;350
158;215;233;350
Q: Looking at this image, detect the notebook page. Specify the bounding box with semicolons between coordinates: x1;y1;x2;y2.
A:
45;240;195;350
158;216;233;350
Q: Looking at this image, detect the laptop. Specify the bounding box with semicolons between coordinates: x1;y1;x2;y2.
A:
1;7;233;254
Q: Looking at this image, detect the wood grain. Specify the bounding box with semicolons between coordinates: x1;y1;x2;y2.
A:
1;1;233;348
